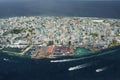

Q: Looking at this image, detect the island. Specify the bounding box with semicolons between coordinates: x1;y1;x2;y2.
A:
0;16;120;59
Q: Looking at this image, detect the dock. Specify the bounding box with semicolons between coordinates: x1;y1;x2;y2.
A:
19;45;33;55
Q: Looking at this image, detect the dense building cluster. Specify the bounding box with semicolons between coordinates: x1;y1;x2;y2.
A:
0;16;120;58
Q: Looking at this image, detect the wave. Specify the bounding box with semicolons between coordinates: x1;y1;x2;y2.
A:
50;49;118;63
68;62;93;71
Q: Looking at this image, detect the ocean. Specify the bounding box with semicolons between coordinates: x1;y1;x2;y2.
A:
0;46;120;80
0;1;120;18
0;1;120;80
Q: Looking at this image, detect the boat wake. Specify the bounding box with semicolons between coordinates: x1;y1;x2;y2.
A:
96;67;108;73
96;49;118;56
3;58;9;61
50;58;82;63
2;57;20;63
68;62;93;71
50;55;96;63
50;49;118;63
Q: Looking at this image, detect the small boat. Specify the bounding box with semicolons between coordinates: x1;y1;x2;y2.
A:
3;58;9;61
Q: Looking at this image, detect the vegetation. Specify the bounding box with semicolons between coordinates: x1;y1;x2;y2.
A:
90;33;98;37
3;31;9;36
108;39;119;48
116;32;120;36
3;28;24;36
11;29;22;34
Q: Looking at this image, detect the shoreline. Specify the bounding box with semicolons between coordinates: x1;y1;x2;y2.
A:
0;16;120;20
1;45;119;59
0;45;119;59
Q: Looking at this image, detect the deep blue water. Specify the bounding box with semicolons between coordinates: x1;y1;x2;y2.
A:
0;46;120;80
0;1;120;18
0;1;120;80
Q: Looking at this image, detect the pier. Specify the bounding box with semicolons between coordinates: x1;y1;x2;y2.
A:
19;45;33;55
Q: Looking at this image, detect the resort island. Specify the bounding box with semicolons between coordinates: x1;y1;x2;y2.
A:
0;16;120;59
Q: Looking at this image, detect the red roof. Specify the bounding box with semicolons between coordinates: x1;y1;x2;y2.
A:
46;46;54;54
